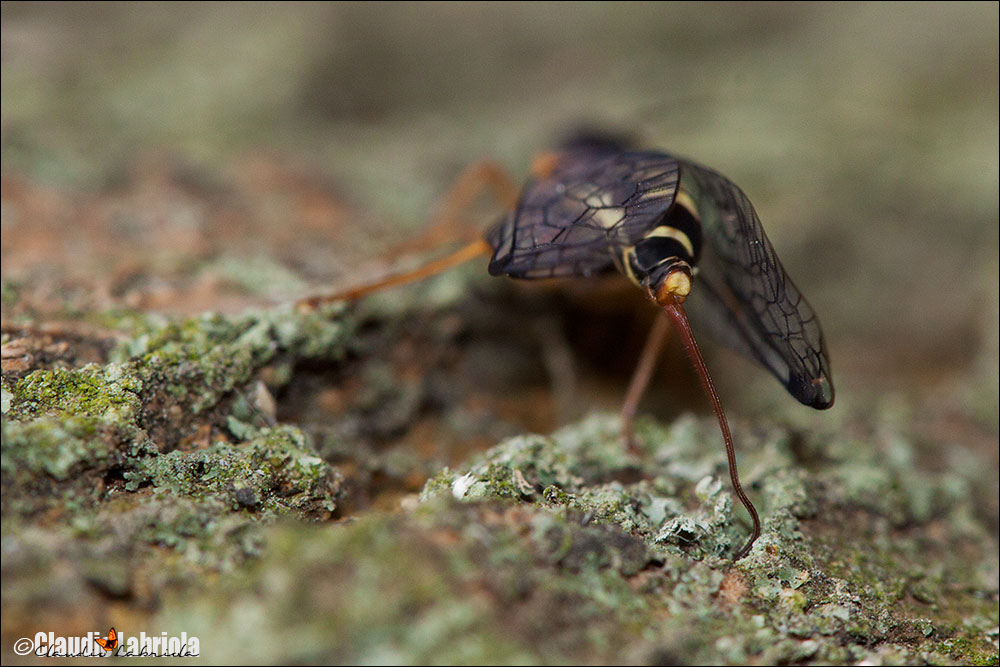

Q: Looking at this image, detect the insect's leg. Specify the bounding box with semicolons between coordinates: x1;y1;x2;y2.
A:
297;238;492;309
384;161;520;260
620;311;671;454
660;294;761;560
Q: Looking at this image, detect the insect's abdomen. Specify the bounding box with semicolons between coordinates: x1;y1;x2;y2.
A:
616;186;704;291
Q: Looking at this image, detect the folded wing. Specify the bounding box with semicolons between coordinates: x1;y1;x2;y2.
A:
682;161;834;408
488;150;680;278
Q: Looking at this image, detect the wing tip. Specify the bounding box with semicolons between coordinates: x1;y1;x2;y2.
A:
787;373;835;410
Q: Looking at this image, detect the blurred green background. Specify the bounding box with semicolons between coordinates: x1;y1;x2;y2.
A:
3;1;997;459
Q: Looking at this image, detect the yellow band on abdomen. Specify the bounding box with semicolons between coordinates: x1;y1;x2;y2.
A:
642;225;695;259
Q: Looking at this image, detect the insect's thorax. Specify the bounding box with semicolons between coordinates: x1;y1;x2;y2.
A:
614;185;704;299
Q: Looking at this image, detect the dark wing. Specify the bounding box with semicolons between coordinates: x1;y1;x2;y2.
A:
488;150;680;279
682;161;834;409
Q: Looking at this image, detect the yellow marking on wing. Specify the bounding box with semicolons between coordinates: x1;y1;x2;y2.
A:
565;183;616;209
592;206;627;230
640;185;675;199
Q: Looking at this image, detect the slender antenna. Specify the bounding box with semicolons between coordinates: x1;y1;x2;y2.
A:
661;294;761;560
297;238;492;309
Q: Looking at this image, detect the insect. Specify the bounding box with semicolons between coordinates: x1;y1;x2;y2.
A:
300;136;834;559
95;627;118;652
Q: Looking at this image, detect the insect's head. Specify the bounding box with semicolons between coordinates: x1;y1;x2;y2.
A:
651;266;692;305
620;233;696;306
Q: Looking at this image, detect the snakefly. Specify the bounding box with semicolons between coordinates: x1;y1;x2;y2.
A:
300;137;835;559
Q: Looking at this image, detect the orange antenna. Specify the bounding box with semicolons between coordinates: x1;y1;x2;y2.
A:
297;159;518;310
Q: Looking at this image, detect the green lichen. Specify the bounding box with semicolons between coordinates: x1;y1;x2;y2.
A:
2;302;351;501
153;500;663;664
106;305;351;425
5;364;142;422
412;412;998;664
2;415;147;482
2;304;349;599
2;299;996;665
424;414;760;560
126;425;340;518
